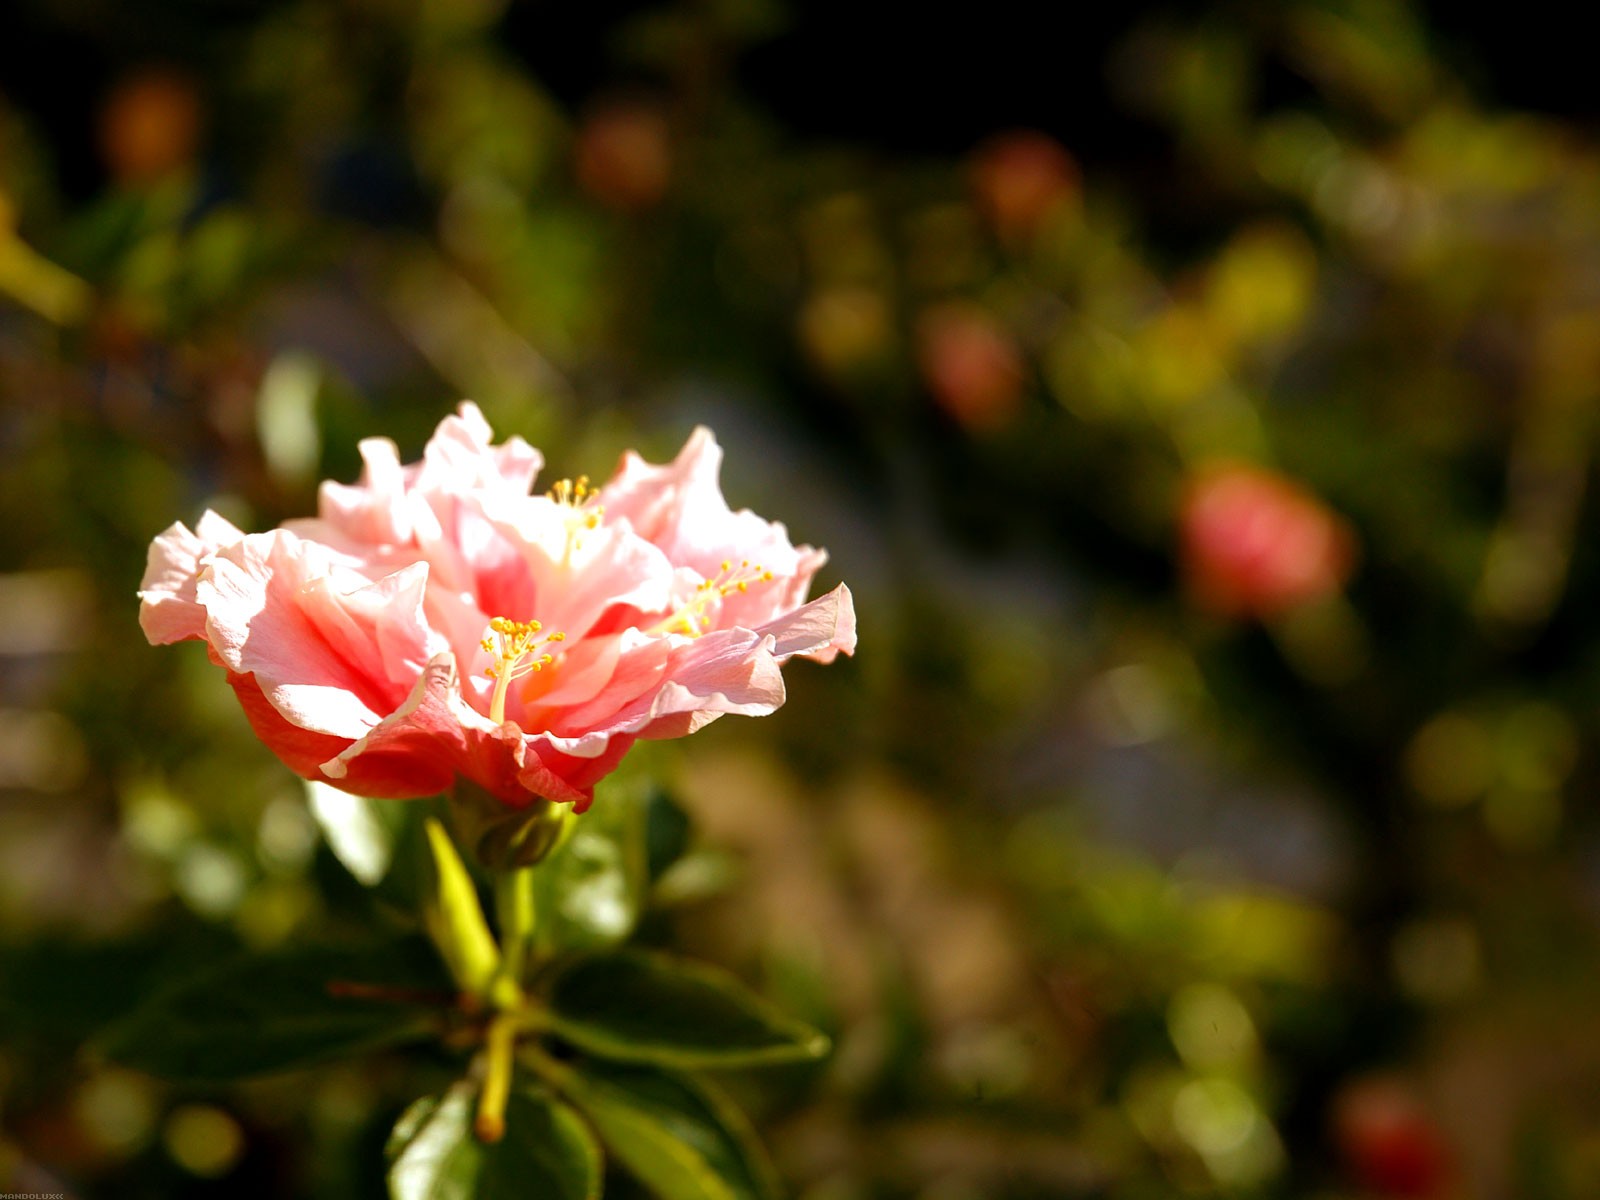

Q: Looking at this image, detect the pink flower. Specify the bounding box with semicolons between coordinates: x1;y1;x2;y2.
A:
139;404;856;812
1179;462;1356;618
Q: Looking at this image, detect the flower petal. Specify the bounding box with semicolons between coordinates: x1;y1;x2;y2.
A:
137;511;244;644
200;532;435;738
755;582;857;663
318;655;485;799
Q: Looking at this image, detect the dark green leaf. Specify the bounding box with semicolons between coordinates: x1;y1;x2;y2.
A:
97;938;452;1082
387;1080;601;1200
560;1061;778;1200
543;950;829;1068
644;785;691;881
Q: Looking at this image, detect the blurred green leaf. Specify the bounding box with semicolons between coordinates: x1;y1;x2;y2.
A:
306;779;413;887
97;939;450;1082
559;1061;779;1200
543;950;829;1068
387;1079;601;1200
644;786;692;881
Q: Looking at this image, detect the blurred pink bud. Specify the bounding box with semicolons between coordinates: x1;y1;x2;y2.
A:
139;404;854;813
1179;463;1355;617
916;303;1026;432
574;100;672;212
968;130;1081;241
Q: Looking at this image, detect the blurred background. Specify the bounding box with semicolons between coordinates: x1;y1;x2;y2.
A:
4;1;1600;1196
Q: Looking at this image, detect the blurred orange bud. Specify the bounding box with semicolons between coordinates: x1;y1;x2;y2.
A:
1332;1076;1455;1199
916;303;1026;432
574;99;671;212
1180;462;1355;618
98;68;202;186
969;130;1081;241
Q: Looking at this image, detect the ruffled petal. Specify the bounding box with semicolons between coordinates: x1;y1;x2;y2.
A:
755;582;856;663
137;511;245;644
228;671;354;778
200;531;434;738
318;655;488;799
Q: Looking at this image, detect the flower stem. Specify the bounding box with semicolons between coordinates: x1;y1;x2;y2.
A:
474;1010;518;1143
495;865;537;992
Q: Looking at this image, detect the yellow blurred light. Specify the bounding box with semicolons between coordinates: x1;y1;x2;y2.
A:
1133;306;1228;409
1483;786;1561;852
163;1104;245;1177
1167;983;1258;1071
1193;891;1340;985
257;794;319;874
1205;225;1317;346
75;1070;159;1157
120;777;200;859
1172;1077;1284;1185
1044;321;1137;421
256;352;323;487
797;287;893;378
175;843;248;918
1270;595;1370;687
1171;1077;1257;1158
1083;663;1177;747
1496;703;1577;793
235;878;316;949
1405;712;1493;807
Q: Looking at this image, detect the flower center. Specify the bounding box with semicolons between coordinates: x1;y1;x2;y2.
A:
649;559;775;637
546;476;605;562
481;617;566;724
548;475;603;529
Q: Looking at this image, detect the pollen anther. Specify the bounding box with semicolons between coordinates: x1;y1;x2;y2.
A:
482;617;566;723
548;476;605;532
648;560;776;638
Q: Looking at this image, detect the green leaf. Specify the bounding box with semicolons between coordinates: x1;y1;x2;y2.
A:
559;1061;778;1200
97;939;451;1082
306;779;412;886
543;950;830;1068
387;1080;601;1200
531;777;648;955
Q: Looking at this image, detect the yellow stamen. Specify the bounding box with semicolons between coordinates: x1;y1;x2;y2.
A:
546;475;604;531
482;617;566;724
647;559;776;638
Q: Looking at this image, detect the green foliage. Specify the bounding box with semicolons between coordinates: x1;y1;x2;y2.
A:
528;774;651;956
557;1062;780;1200
543;950;829;1068
387;1081;601;1200
97;940;451;1082
96;810;815;1200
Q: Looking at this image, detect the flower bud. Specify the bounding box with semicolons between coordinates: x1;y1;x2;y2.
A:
968;130;1081;243
1179;462;1355;618
98;68;202;186
1332;1076;1455;1198
574;99;671;212
449;780;574;871
916;302;1026;432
